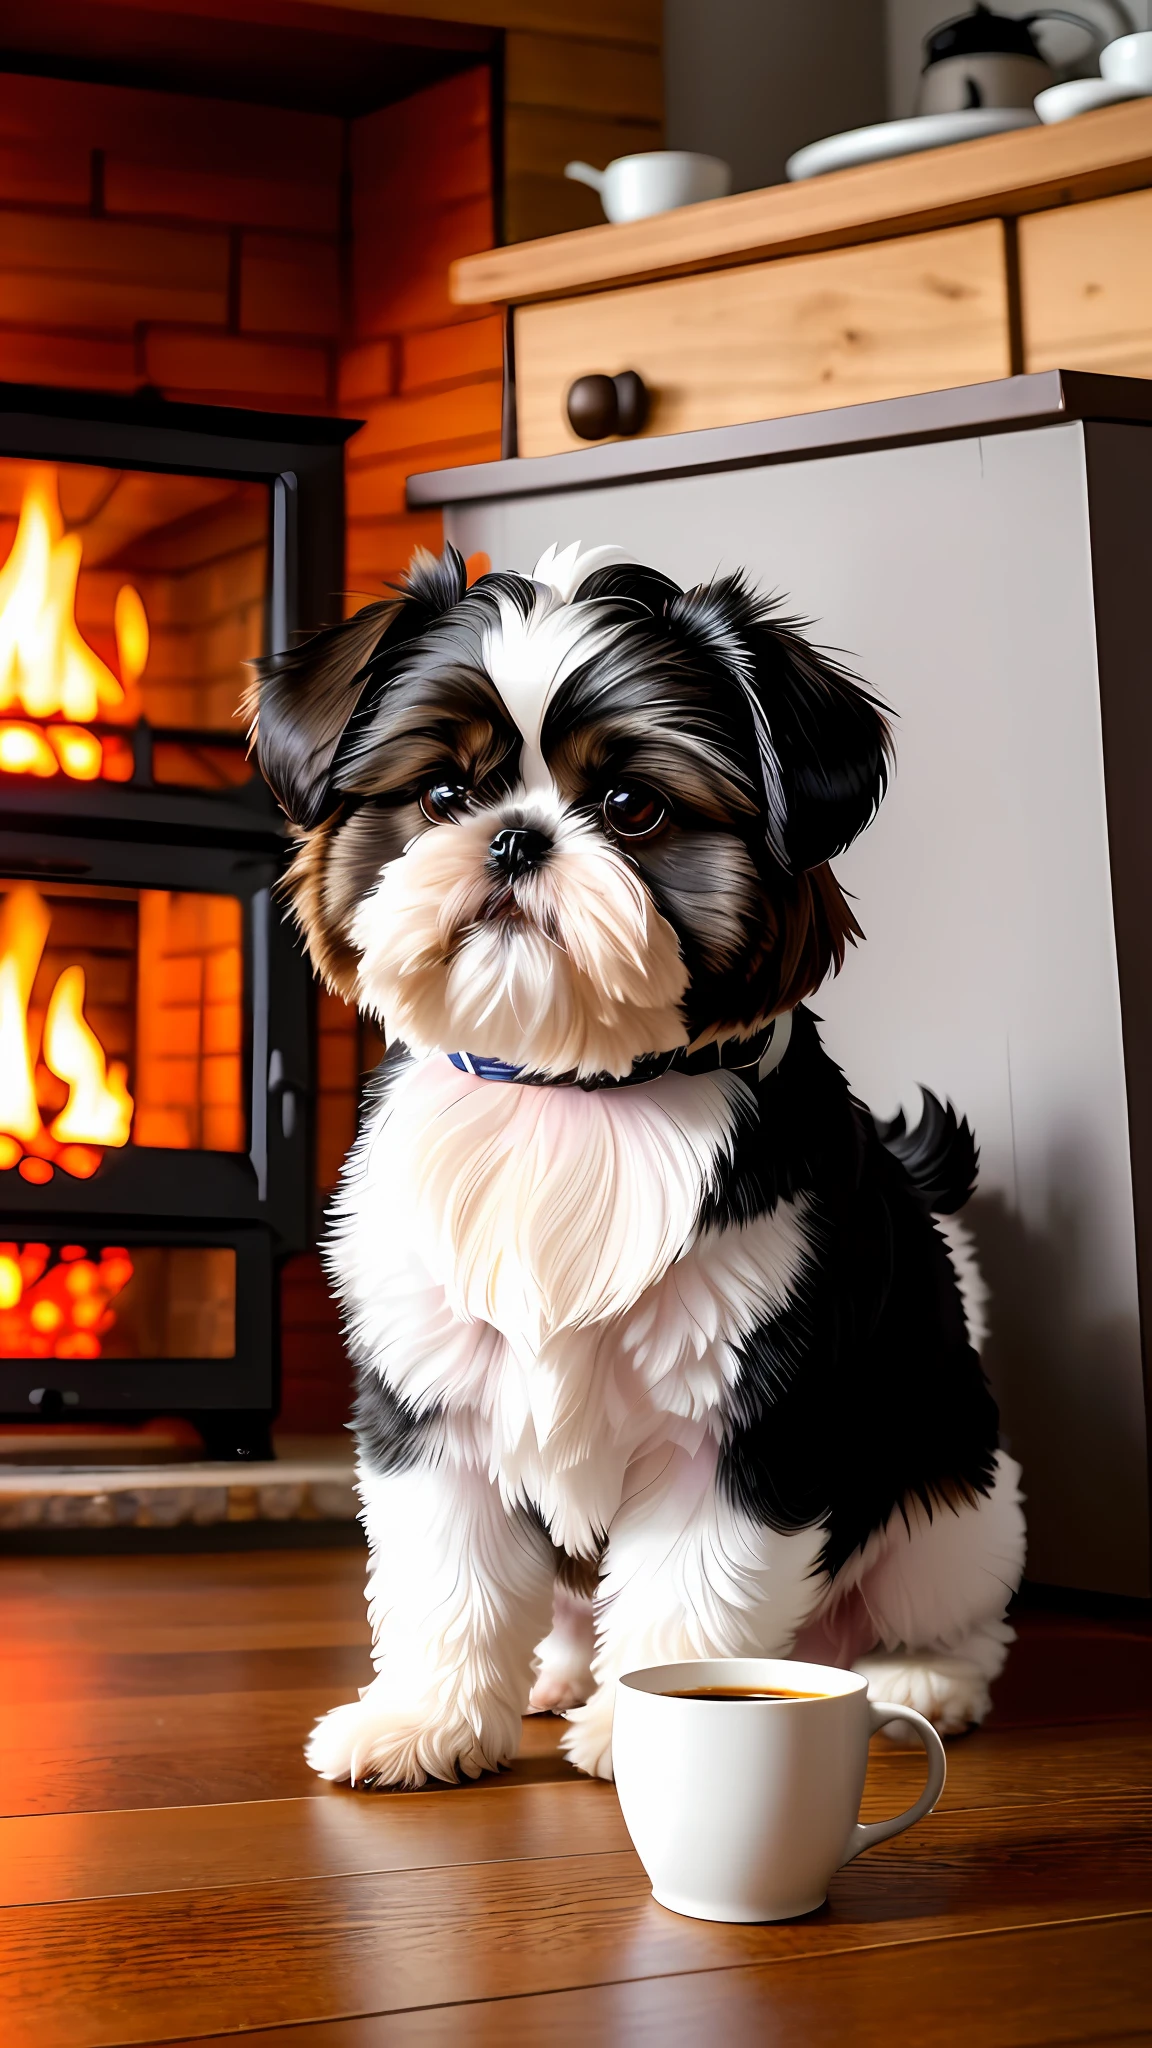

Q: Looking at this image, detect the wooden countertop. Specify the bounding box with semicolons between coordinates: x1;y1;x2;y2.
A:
407;371;1152;508
451;98;1152;306
1;1548;1149;2045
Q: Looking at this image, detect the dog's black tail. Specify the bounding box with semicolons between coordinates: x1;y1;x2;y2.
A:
877;1089;978;1214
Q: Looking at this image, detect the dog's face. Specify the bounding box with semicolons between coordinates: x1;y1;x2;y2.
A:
252;543;891;1079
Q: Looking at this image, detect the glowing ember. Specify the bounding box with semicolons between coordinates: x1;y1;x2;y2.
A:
0;885;134;1182
0;468;147;781
0;1242;135;1360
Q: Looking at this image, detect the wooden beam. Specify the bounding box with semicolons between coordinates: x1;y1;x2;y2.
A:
505;32;663;121
453;98;1152;305
89;0;661;48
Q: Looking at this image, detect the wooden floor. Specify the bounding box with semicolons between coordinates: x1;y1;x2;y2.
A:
1;1548;1150;2047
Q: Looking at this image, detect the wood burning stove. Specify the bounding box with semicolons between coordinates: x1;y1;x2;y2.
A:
0;383;355;1455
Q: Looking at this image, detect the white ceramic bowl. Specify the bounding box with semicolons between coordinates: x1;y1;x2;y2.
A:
1101;31;1152;90
1034;76;1144;123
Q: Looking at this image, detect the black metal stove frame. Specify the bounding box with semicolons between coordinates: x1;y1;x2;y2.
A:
0;384;358;1454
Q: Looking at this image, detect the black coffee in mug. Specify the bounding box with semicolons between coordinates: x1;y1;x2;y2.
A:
663;1684;827;1702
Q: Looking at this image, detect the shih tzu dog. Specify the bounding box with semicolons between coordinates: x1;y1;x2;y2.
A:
252;540;1026;1788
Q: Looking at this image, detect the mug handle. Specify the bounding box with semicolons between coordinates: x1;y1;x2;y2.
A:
841;1701;947;1864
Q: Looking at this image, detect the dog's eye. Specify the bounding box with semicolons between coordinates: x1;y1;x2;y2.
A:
602;783;667;840
419;780;470;824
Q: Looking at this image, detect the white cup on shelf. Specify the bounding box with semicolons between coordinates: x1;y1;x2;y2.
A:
564;151;730;225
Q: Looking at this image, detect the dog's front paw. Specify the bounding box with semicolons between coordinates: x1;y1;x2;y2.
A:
528;1632;594;1713
855;1652;992;1739
560;1683;615;1779
306;1686;518;1789
528;1669;589;1713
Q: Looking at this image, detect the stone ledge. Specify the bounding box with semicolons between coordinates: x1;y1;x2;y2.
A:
0;1458;358;1531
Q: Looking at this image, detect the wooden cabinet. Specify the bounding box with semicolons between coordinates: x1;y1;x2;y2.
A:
515;221;1011;457
452;103;1152;454
1020;187;1152;380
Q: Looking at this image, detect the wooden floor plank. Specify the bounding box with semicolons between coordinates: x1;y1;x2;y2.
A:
0;1703;577;1820
1;1798;1149;2047
6;1722;1152;1906
864;1718;1152;1817
0;1690;346;1818
2;1644;373;1705
0;1780;626;1907
158;1913;1152;2048
1;1551;1149;2048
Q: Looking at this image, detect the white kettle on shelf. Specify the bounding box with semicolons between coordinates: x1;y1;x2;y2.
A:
915;2;1135;114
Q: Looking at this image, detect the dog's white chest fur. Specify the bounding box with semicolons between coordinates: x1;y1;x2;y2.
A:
330;1057;812;1551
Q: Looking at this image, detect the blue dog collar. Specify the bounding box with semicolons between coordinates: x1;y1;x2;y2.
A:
447;1012;792;1091
448;1052;527;1083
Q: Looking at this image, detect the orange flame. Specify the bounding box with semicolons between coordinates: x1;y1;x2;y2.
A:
0;886;134;1183
0;469;147;781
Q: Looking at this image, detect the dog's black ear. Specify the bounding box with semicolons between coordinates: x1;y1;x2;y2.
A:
671;574;892;873
746;610;893;872
250;544;468;828
250;597;402;828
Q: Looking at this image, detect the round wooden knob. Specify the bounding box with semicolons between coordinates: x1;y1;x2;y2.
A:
612;370;649;436
566;373;618;440
566;370;650;441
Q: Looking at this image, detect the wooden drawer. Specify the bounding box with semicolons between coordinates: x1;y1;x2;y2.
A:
1021;187;1152;378
514;220;1011;457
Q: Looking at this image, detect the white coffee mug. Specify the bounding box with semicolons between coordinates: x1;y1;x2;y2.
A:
613;1657;947;1923
564;151;730;224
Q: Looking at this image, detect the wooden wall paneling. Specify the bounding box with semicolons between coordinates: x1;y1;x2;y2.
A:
503;106;664;244
1020;187;1152;379
513;220;1012;456
502;31;664;244
504;31;663;122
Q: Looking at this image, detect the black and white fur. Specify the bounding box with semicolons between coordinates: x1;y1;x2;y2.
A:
253;540;1025;1786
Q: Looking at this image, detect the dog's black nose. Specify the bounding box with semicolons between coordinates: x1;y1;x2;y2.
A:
488;825;550;877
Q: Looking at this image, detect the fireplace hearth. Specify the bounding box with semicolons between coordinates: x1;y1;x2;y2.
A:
0;383;354;1456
